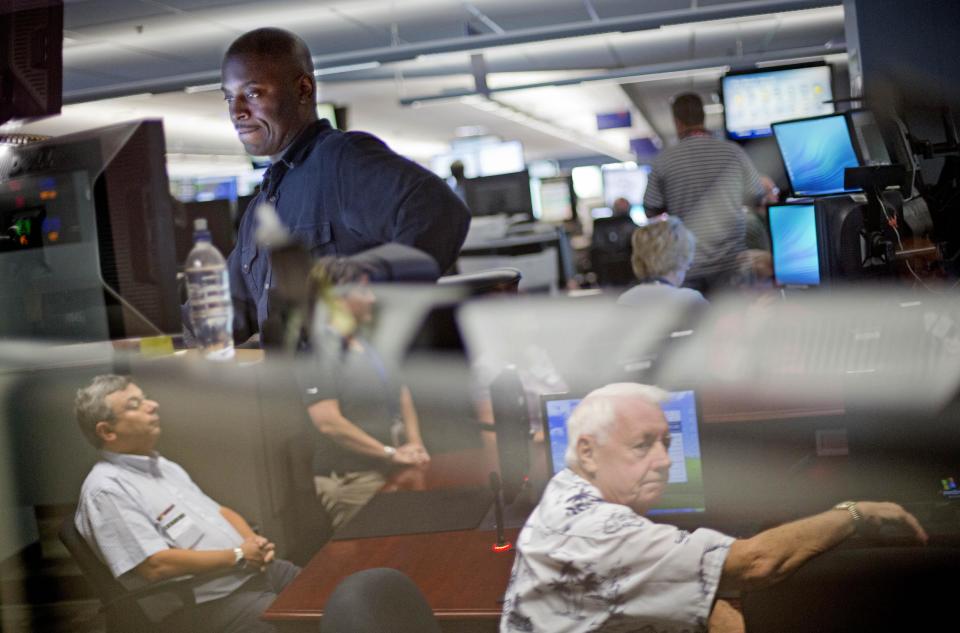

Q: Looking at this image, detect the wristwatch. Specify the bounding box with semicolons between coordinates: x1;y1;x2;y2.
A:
383;445;397;460
834;501;863;527
233;547;244;567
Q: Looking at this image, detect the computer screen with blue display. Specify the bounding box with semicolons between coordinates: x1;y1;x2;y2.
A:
773;114;862;197
540;390;706;515
769;203;821;286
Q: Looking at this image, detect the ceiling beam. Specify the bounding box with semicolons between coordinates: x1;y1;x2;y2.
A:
397;44;846;106
64;0;839;103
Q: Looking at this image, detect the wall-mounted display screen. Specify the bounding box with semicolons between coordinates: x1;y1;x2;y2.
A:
722;64;834;140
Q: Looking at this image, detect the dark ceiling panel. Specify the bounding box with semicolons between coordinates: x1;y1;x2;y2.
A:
64;0;170;29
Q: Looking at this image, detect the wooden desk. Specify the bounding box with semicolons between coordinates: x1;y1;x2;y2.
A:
263;443;522;631
264;527;519;631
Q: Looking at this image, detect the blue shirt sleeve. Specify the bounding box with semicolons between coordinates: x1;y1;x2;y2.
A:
337;133;471;273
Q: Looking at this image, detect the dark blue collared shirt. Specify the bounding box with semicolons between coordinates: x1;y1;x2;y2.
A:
226;119;471;343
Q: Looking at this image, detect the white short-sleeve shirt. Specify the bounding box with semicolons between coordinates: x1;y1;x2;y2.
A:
75;451;253;621
500;469;733;633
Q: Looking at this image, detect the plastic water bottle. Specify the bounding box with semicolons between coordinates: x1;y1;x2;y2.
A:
185;218;235;361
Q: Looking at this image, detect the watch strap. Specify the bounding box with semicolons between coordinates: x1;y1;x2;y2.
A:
834;501;863;525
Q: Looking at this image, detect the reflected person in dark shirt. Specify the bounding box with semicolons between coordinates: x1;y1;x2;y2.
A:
215;28;471;344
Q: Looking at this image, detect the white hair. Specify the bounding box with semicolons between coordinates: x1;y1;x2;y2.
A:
564;383;669;468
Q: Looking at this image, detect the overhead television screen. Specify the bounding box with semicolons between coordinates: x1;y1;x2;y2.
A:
722;64;834;140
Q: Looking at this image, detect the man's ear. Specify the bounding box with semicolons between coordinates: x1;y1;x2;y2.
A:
95;421;116;444
576;435;599;476
298;73;315;105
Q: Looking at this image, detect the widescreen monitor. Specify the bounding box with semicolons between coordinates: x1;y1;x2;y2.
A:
535;176;575;223
722;63;834;140
602;165;651;208
768;203;821;286
430;140;525;179
463;170;533;218
773;114;862;197
541;390;706;516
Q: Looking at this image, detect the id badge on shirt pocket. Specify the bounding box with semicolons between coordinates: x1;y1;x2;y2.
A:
161;509;204;550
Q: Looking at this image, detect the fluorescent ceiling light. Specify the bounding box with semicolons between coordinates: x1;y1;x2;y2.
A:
315;61;381;76
185;82;222;94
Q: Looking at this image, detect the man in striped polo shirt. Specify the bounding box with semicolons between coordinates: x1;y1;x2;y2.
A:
644;93;767;296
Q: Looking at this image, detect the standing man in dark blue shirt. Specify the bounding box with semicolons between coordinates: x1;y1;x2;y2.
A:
219;28;471;344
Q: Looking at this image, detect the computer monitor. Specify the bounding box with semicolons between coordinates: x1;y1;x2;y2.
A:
464;170;533;218
430;140;525;179
535;176;575;223
0;0;63;125
848;110;892;166
174;199;236;266
541;389;707;516
0;119;180;341
602;165;651;209
773;114;862;197
721;63;834;140
768;203;821;286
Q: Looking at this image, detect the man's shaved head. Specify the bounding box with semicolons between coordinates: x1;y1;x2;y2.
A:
224;27;314;76
221;28;318;158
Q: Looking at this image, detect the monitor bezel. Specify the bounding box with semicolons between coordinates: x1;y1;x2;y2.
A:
772;112;865;198
720;61;835;141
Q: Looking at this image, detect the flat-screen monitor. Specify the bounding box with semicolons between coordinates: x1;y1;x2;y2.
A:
541;389;707;516
722;63;834;140
0;0;63;125
0;119;180;341
773;114;862;197
769;203;821;286
535;176;575;223
174;199;236;267
431;140;525;179
848;110;892;166
464;170;533;218
602;165;651;209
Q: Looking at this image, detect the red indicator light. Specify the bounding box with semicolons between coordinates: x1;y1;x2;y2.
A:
9;181;21;192
491;542;513;553
19;235;28;246
47;231;59;242
15;195;25;208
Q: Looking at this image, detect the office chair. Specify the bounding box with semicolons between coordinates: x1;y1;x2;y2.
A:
58;515;234;632
285;431;335;565
741;546;960;633
590;216;637;287
320;567;441;633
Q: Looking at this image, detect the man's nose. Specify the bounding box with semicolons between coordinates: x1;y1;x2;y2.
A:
654;441;672;469
229;96;248;121
145;399;159;413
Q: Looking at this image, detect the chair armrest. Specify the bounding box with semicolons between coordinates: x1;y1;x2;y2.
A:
99;567;248;612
